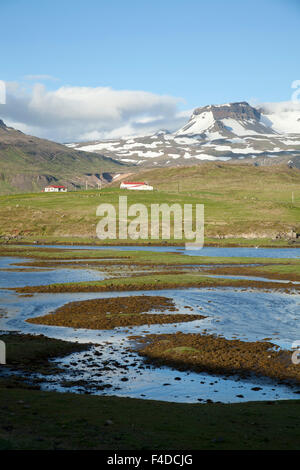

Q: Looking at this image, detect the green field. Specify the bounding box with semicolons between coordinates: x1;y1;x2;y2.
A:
1;385;300;450
0;163;299;246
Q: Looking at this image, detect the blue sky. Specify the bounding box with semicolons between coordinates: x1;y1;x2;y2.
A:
1;0;300;140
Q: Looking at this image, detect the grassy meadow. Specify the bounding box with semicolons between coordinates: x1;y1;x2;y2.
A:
0;163;299;245
1;385;300;450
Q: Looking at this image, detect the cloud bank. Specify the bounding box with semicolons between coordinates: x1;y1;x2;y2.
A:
0;82;189;142
258;100;300;134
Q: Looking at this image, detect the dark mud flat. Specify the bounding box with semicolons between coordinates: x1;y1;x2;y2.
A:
0;333;118;394
131;332;300;387
13;276;300;294
0;333;90;379
26;295;206;330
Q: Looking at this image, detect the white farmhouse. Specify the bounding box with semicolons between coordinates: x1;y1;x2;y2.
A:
120;181;153;191
44;185;67;192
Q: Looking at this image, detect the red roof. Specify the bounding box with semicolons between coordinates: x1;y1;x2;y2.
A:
46;185;66;188
122;182;146;185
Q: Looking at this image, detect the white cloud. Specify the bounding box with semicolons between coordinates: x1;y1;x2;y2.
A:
23;74;59;82
258;100;300;134
0;82;188;142
259;100;300;114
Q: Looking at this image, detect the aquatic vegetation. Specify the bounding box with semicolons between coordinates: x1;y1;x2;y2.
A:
26;295;206;330
132;332;300;386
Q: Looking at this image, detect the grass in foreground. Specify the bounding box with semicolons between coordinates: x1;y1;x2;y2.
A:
1;385;300;450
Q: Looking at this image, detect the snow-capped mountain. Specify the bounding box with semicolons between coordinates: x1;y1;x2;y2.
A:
67;102;300;168
175;102;276;138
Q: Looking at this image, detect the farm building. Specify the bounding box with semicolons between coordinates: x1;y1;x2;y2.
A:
44;185;67;192
120;181;153;191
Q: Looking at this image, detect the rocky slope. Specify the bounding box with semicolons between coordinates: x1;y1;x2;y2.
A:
69;102;300;169
0;120;127;193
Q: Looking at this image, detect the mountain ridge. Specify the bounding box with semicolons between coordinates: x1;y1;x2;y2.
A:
69;101;300;169
0;119;128;194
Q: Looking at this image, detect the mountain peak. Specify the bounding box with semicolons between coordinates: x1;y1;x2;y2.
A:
193;101;261;121
0;119;7;129
176;101;274;138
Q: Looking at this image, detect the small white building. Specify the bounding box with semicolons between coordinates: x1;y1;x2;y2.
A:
120;181;153;191
44;185;67;192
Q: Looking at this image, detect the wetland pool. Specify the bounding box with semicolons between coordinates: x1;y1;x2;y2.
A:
1;248;300;404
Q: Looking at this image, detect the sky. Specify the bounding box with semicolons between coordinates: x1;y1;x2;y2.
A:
1;0;300;141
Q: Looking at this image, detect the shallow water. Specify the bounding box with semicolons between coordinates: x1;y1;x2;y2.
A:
1;252;300;403
1;286;300;403
3;288;300;349
27;244;300;259
0;257;107;288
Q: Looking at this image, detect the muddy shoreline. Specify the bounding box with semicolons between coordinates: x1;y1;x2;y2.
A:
2;240;300;248
0;333;90;379
13;277;300;294
205;266;300;282
131;332;300;389
26;295;206;330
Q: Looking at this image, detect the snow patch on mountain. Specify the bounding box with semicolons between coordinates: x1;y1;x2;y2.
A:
67;101;300;168
176;111;214;136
